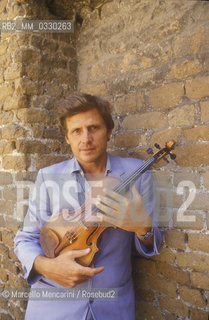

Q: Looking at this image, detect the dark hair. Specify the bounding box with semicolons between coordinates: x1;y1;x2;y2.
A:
58;92;114;135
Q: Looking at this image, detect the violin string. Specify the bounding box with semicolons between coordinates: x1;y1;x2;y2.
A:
58;150;172;254
60;147;173;248
114;157;155;194
63;156;156;240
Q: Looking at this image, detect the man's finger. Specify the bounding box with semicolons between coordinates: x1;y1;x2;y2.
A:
103;188;128;202
97;212;119;228
67;248;91;259
131;183;143;202
76;265;105;277
97;195;120;211
96;201;118;217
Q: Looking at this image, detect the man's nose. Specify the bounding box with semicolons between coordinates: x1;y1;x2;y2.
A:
81;129;92;142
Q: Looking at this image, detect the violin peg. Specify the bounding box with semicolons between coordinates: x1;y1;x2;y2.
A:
163;157;169;163
154;143;161;149
147;147;153;155
170;153;176;160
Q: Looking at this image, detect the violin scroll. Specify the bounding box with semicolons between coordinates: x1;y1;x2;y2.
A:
152;140;177;163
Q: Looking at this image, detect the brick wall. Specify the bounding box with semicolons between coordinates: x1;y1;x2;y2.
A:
77;1;209;319
1;0;209;319
0;0;76;318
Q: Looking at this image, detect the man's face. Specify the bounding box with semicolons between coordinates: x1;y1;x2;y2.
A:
65;108;112;167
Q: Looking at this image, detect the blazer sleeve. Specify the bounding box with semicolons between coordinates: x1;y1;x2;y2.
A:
14;169;51;285
134;169;162;257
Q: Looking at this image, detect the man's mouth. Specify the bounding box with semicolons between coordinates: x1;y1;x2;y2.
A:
80;148;95;152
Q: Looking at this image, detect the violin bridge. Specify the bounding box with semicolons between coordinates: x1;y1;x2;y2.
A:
79;221;88;230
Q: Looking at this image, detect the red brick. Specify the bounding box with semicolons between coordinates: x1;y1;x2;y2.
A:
188;233;209;253
159;296;188;317
147;274;177;298
179;285;206;308
186;76;209;100
152;248;175;264
164;230;186;250
191;272;209;290
175;145;209;167
2;155;31;171
136;301;162;320
157;262;190;285
176;252;209;272
148;83;184;109
123;112;167;129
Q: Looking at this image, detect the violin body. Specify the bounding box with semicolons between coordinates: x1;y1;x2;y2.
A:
40;176;121;266
40;224;106;266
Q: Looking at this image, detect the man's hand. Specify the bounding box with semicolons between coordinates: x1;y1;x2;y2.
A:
95;183;152;234
33;248;104;288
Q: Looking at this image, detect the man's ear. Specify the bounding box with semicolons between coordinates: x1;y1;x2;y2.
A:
107;130;112;141
65;135;70;145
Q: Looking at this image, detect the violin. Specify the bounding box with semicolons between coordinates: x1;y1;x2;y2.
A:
40;140;176;266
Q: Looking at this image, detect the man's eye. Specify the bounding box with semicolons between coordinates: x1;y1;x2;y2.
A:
90;126;98;131
73;129;80;134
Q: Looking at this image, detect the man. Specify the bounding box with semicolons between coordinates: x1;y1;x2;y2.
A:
14;92;162;320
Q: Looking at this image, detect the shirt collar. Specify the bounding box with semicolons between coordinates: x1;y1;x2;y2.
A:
69;153;112;175
105;153;111;175
71;156;82;173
